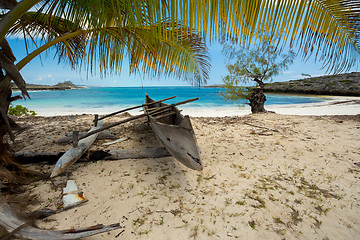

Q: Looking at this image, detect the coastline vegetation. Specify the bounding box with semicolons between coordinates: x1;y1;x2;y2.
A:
8;105;37;116
54;81;77;88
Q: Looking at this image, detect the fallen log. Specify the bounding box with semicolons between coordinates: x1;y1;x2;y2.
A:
0;201;121;240
15;147;170;164
89;147;171;160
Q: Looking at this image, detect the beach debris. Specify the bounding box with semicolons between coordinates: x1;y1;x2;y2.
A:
250;127;273;136
57;130;116;144
51;120;104;178
0;200;121;240
62;180;86;208
102;136;129;146
244;122;280;133
15;147;170;164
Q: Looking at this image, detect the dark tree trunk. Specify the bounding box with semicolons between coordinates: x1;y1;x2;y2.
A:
247;87;267;113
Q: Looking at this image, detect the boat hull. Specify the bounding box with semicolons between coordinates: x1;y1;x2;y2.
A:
144;95;202;170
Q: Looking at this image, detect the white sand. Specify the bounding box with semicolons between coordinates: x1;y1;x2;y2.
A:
5;97;360;240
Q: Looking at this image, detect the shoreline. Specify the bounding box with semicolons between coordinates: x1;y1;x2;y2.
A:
28;95;360;117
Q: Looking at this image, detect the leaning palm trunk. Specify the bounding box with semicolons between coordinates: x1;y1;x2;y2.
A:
0;0;41;185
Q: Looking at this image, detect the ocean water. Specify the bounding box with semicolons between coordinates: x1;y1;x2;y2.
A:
13;86;330;114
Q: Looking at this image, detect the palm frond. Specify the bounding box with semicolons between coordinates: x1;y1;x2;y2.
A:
173;0;360;72
10;11;210;85
7;0;359;80
84;23;210;86
9;11;86;68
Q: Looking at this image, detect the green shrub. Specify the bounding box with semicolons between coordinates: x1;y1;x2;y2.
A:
8;105;37;116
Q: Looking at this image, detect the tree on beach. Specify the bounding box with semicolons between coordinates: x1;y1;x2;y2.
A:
0;0;359;184
221;42;295;113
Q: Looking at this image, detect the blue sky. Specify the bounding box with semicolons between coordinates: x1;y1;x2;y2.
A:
8;38;359;87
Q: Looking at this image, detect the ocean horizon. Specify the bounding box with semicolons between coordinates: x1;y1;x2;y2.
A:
12;86;332;116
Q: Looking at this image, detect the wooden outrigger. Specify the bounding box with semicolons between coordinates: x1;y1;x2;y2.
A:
50;120;104;178
50;95;200;177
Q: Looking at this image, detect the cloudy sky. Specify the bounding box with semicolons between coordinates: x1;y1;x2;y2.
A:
8;38;359;87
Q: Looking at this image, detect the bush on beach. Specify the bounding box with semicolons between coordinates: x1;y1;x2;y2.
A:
8;105;37;116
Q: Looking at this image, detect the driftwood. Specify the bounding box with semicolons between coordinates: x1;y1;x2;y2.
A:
57;130;116;144
0;201;121;240
50;120;104;178
102;137;129;146
244;122;280;133
15;147;171;164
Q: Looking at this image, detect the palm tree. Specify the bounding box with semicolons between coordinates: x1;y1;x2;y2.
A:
0;0;359;183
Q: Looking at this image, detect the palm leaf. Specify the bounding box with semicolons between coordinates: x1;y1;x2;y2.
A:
7;0;360;79
10;12;210;85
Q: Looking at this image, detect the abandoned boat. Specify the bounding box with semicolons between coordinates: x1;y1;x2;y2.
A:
143;94;203;170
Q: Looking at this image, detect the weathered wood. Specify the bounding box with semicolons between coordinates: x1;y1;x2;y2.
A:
15;147;170;164
15;151;65;163
144;94;203;171
154;111;177;120
57;130;115;144
72;131;79;148
102;137;129;146
79;97;199;141
50;120;104;178
94;114;99;127
98;95;176;120
88;147;171;160
0;201;121;240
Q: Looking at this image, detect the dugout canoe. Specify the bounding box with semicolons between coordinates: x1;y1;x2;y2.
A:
144;94;202;170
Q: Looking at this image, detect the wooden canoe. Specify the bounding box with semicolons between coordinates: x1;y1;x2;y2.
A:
144;94;203;170
50;120;104;178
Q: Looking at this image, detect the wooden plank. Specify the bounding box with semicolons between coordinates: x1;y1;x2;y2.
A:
50;120;104;178
15;147;170;164
89;147;171;160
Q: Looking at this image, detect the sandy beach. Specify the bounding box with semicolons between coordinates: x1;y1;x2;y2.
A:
2;100;360;240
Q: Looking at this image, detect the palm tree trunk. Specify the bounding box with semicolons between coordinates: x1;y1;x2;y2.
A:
0;0;41;41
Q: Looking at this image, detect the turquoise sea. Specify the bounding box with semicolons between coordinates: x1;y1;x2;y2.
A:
13;86;331;115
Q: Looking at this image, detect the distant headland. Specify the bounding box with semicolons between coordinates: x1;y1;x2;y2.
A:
204;72;360;96
264;72;360;96
11;81;86;91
